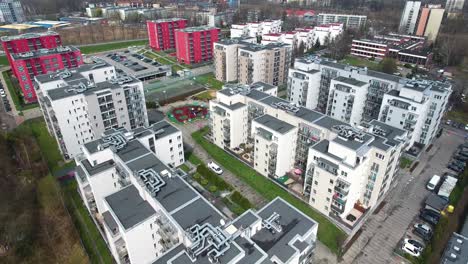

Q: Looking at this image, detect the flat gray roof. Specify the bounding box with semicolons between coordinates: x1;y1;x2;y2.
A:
35;62;113;84
170;197;224;230
150;120;179;139
81;159;115;176
334;76;367;87
232;210;261;229
441;233;468;264
219;101;246;111
254;114;295;134
314;115;348;130
105;185;156;230
247;90;271;101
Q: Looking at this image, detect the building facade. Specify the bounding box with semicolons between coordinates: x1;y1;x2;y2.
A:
147;18;187;51
316;13;367;29
399;1;422;34
34;63;148;159
446;0;465;16
213;38;256;83
1;31;84;103
175;26;220;65
0;0;25;23
414;5;444;41
230;20;283;38
75;125;318;264
209;85;409;224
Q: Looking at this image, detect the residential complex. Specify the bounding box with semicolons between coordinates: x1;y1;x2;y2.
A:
446;0;465;16
351;34;432;66
175;26;220;65
213;40;292;86
75;125;318;264
316;13;367;29
286;56;451;148
399;2;444;41
209;83;409;224
34;63;148;159
0;0;25;23
230;20;283;38
147;18;187;51
399;1;422;35
1;31;83;103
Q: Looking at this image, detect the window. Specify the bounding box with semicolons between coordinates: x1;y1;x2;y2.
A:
329;179;334;184
169;139;172;143
314;181;318;185
328;188;332;193
326;197;330;202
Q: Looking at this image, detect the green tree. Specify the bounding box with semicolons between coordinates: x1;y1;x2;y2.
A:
379;57;397;74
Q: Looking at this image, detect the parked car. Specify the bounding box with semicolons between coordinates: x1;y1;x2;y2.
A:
0;89;5;98
453;155;468;162
426;175;441;191
452;160;466;168
208;161;223;175
420;209;440;226
413;223;433;241
401;241;421;257
446;119;452;125
404;238;424;252
448;163;464;173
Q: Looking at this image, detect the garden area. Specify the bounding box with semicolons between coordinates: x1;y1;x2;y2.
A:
191;126;346;254
79;39;148;54
167;103;209;124
193;73;224;90
2;70;39;112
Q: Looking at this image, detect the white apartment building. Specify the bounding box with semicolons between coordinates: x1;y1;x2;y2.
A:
313;23;343;45
230;20;283;38
327;76;369;126
379;80;451;146
34;63;148;159
210;82;277;149
287;56;451;149
75;125;319;264
252;114;297;178
316;13;367;29
399;1;422;34
209;86;409;223
446;0;465;15
304;120;407;221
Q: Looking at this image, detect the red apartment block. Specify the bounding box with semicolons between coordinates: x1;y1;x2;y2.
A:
1;32;83;103
175;26;220;65
147;18;187;51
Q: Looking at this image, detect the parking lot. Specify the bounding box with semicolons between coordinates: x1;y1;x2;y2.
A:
340;127;465;264
0;82;11;113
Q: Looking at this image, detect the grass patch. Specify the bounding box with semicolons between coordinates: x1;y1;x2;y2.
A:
193;90;216;101
172;64;184;73
447;110;468;124
192;127;346;253
222;196;247;216
79;40;148;54
399;157;413;169
179;163;190;172
2;71;39;111
340;55;380;70
61;180;113;264
185;151;203;166
193;73;224;90
0;55;8;65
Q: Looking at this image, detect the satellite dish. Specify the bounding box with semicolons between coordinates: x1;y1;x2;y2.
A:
220;219;226;226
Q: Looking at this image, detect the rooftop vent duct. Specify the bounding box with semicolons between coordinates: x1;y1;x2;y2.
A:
186;223;232;264
333;125;366;142
272;101;299;113
138;168;166;196
262;212;282;234
99;132;127;151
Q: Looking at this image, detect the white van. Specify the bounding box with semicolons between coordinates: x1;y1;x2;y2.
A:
427;175;441;191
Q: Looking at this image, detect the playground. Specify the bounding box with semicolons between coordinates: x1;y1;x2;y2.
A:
167;103;209;124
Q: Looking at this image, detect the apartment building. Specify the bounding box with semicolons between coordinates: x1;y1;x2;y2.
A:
0;0;25;23
209;86;409;223
1;31;84;103
414;5;444;41
379;79;451;147
210;82;277;149
175;26;220;65
304;120;407;220
287;56;451;148
213;38;256;82
287;56;404;122
75;126;318;264
399;1;422;34
316;13;367;29
446;0;465;16
34;63;148;159
238;42;292;86
147;18;187;51
230;20;283;38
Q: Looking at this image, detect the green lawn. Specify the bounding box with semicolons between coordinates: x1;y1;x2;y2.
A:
185;151;203;166
447;110;468;124
62;180;114;264
179;163;191;172
341;55;380;70
0;55;8;66
192;127;346;253
193;90;216;101
193;73;224;90
79;40;148;54
399;157;413;169
2;71;39;111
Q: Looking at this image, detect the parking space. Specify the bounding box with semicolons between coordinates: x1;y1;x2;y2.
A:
94;49;172;82
0;82;11;112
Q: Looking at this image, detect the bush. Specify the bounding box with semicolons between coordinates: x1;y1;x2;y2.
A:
208;185;217;193
231;191;252;210
193;173;201;180
201;179;209;186
196;164;232;191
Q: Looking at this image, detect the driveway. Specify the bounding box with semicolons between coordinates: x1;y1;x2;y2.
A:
339;128;464;264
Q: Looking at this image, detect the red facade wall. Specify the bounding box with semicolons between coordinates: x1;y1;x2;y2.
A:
175;28;220;65
147;19;187;51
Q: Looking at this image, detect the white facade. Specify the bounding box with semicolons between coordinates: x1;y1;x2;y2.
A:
287;65;321;109
317;13;367;28
230;20;283;38
35;63;148;159
213;38;256;82
446;0;465;14
313;23;344;46
75;125;318;264
399;1;422;34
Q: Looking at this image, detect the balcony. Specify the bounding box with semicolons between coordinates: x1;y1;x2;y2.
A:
115;238;130;264
333;195;347;205
334;185;349;196
331;203;345;214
